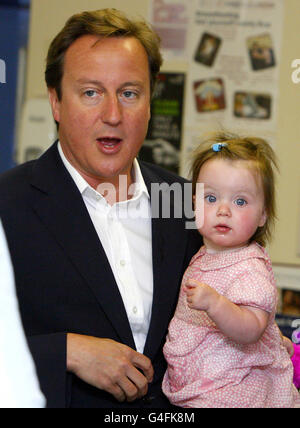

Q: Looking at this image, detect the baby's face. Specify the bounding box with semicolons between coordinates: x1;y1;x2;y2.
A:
194;158;267;252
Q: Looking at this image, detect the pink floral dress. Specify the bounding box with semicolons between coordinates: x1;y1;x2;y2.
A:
163;243;300;408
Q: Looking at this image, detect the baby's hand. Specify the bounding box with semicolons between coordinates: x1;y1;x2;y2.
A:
184;279;220;312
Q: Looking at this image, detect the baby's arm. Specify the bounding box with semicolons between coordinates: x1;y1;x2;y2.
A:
184;279;269;345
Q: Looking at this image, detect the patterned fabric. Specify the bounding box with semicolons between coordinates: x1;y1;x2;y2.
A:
163;242;300;408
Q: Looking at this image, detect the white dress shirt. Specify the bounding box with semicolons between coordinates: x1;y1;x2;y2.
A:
58;143;153;353
0;220;45;408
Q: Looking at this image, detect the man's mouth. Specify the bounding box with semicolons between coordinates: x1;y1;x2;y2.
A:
96;137;122;152
97;137;122;146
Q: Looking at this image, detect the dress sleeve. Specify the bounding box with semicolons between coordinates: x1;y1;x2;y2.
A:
225;258;278;313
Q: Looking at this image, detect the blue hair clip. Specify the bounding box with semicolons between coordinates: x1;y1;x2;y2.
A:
212;143;227;152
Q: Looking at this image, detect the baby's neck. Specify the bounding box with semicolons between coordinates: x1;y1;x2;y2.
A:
205;244;249;255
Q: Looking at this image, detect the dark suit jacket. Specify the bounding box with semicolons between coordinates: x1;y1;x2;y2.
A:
0;142;202;408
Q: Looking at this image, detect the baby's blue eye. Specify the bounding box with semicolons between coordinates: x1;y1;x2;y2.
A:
205;195;216;203
235;198;247;206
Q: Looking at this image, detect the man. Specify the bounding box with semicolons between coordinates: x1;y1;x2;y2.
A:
0;9;201;407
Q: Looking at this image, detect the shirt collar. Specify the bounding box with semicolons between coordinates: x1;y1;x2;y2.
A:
189;242;268;271
57;141;149;202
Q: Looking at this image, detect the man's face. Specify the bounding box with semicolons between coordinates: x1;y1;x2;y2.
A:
48;35;151;189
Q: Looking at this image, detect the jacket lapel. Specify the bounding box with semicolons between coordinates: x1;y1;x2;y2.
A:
29;143;135;349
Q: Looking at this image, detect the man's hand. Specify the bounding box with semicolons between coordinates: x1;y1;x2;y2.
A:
67;334;154;402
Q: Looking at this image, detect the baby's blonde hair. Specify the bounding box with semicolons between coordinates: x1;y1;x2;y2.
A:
191;132;278;247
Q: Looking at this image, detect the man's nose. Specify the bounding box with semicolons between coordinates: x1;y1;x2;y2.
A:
101;95;122;126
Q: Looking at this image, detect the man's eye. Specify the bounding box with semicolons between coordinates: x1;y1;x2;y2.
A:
235;198;247;206
84;90;97;97
123;90;137;99
205;195;216;203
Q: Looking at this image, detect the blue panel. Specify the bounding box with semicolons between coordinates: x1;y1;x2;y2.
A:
0;5;29;172
0;0;29;7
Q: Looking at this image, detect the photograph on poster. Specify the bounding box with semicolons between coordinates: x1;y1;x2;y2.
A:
139;72;185;173
193;78;226;113
141;139;179;172
233;91;271;120
247;33;276;71
281;290;300;317
194;32;222;67
149;0;189;58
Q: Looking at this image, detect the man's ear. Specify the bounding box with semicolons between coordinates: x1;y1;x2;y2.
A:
48;88;61;123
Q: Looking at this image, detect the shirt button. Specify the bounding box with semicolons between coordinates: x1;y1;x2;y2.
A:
120;260;126;267
132;306;138;314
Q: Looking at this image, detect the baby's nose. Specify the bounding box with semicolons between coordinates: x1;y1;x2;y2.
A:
217;202;231;216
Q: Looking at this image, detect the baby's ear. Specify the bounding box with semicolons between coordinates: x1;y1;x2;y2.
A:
259;209;267;227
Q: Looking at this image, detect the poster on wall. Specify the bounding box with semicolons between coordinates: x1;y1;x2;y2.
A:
148;0;191;60
139;72;185;174
180;0;284;177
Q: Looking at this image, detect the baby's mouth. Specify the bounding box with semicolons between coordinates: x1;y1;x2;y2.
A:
215;224;231;233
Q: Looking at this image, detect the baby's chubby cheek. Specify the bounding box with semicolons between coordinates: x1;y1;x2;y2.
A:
236;211;260;238
194;204;209;232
